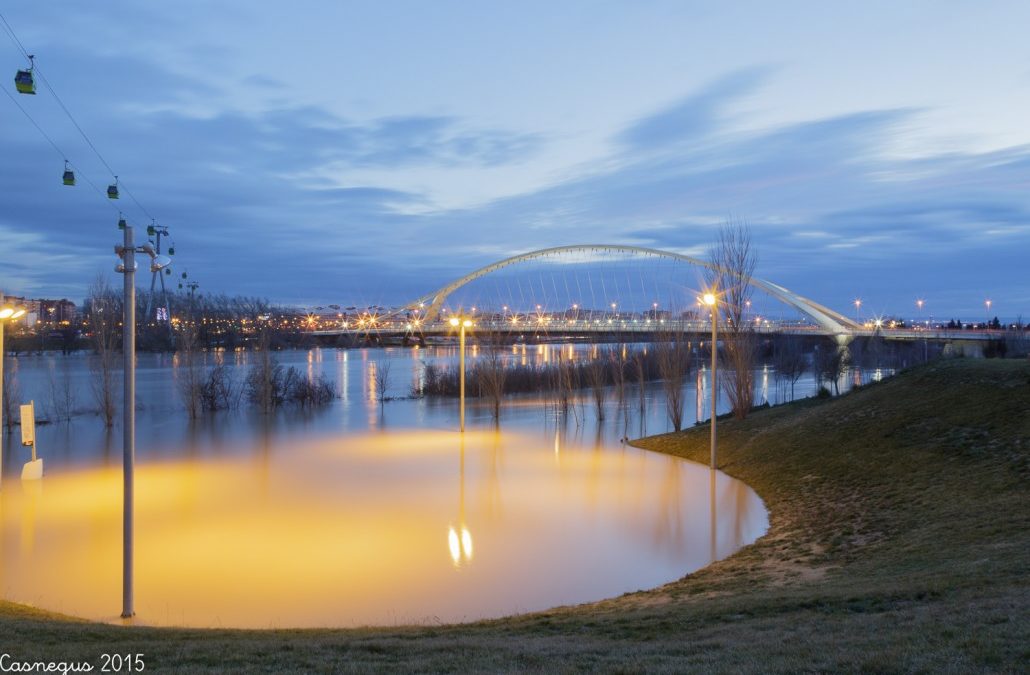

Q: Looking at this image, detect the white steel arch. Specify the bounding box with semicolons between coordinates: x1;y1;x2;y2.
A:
408;244;861;336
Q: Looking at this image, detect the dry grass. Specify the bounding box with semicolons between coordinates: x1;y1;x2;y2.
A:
1;359;1027;672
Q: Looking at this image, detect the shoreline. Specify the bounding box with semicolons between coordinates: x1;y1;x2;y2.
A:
0;359;1026;672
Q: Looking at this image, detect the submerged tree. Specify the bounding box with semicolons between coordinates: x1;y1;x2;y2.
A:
772;335;807;402
655;332;692;431
86;274;120;426
476;337;508;421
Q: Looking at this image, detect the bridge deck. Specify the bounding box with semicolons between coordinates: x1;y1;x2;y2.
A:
311;320;1005;341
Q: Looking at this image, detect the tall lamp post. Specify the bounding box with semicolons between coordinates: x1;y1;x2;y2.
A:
0;295;28;486
449;316;473;432
703;291;718;469
114;225;171;619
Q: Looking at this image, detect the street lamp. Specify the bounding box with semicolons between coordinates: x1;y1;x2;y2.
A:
854;298;862;324
985;299;992;328
114;225;171;619
703;291;718;470
0;295;28;486
449;316;473;432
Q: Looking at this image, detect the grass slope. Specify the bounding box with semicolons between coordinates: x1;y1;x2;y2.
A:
1;359;1027;673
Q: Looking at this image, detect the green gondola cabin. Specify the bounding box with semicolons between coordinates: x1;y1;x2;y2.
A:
14;68;34;94
14;55;35;94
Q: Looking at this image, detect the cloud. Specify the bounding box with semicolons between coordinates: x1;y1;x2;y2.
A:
616;67;771;149
2;38;1029;316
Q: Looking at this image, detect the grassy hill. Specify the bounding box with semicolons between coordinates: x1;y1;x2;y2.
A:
1;358;1027;672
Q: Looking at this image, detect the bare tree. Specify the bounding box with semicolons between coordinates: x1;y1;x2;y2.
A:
476;339;507;421
586;354;606;421
813;339;848;395
247;329;279;413
634;351;647;414
772;335;806;402
178;322;203;419
2;356;20;432
655;332;692;431
373;360;392;406
706;221;758;420
1005;315;1028;358
46;358;77;421
199;364;242;410
86;274;120;426
610;347;628;407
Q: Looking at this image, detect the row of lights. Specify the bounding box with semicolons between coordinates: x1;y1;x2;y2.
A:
855;298;994;315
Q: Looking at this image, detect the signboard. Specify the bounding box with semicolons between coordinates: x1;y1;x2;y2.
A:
156;307;169;322
20;401;34;447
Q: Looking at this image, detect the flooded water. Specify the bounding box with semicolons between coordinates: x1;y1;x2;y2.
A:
0;343;855;628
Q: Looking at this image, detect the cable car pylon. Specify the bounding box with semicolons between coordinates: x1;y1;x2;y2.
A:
142;222;174;330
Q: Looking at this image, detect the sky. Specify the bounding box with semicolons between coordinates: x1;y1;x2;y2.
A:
1;1;1029;320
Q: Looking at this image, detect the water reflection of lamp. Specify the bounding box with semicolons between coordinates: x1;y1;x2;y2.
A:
448;435;473;566
703;290;718;470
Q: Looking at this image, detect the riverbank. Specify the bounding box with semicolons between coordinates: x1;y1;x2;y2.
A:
0;359;1026;672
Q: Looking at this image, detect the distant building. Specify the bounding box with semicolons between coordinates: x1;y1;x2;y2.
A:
37;298;77;324
0;296;76;327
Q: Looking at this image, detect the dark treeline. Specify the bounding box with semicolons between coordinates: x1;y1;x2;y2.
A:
6;283;312;354
417;345;665;399
415;332;970;430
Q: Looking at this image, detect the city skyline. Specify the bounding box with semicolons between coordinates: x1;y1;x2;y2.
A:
1;2;1029;318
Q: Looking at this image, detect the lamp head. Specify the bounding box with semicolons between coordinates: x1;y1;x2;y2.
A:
703;293;716;306
150;255;172;273
0;304;26;320
449;317;460;327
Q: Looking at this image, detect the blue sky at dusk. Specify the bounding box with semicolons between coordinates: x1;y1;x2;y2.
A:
1;1;1029;319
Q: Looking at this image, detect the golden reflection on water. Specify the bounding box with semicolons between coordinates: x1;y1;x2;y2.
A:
0;429;765;628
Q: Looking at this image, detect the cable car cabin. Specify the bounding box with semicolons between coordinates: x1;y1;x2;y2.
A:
107;183;119;199
117;217;127;230
14;69;35;94
62;169;76;186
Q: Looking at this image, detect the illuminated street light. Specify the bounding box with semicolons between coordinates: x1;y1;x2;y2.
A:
0;294;27;486
854;298;862;323
449;316;473;432
703;291;718;470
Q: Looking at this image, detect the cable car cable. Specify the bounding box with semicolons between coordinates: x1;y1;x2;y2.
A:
1;11;156;223
0;84;119;211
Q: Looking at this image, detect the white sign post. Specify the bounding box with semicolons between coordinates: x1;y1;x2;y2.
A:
20;400;42;480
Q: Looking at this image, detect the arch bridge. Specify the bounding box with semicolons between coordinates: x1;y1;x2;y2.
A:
310;245;898;343
408;244;861;338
